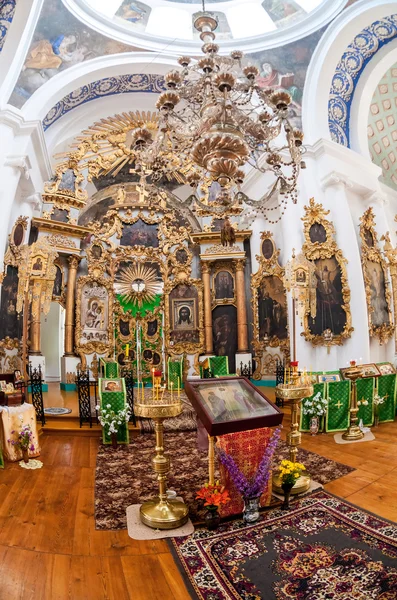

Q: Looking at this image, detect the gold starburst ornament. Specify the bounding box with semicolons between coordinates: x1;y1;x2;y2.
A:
114;264;162;307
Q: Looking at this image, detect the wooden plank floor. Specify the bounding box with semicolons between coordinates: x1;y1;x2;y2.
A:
1;402;397;599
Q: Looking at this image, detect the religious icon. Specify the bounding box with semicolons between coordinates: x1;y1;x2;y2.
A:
152;352;161;365
212;305;237;373
85;300;104;329
295;268;306;283
14;370;22;382
0;266;22;340
317;373;340;383
363;229;374;247
169;283;200;344
102;380;122;392
378;363;395;375
51;207;69;223
175;248;188;264
261;238;274;260
367;261;389;327
258;276;288;340
309;222;327;244
146;319;158;337
116;0;150;27
12;223;25;246
91;245;103;259
214;271;234;300
52;265;63;297
32;257;43;271
0;380;6;392
120;220;159;247
80;283;109;344
143;349;153;361
309;257;347;336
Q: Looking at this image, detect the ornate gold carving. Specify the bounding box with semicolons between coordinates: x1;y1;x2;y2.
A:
45;234;77;249
167;244;193;281
382;232;397;352
115;262;162;308
360;208;393;344
31;217;91;239
16;238;58;317
204;244;242;255
2;216;29;272
301;198;353;346
43;162;87;208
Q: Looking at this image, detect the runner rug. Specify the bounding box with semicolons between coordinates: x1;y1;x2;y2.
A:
170;490;397;599
95;432;354;530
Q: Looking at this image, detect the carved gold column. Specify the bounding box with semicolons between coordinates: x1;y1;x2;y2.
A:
202;262;213;353
235;259;248;352
64;255;80;357
30;280;42;355
382;233;397;352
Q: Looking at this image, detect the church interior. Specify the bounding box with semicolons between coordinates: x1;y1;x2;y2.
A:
1;0;397;598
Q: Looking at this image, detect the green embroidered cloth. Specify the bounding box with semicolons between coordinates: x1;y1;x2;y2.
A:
98;377;129;444
168;357;183;391
99;358;119;379
377;373;396;422
326;380;350;432
209;356;229;377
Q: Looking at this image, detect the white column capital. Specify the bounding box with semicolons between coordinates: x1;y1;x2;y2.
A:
21;191;42;210
320;171;353;192
365;190;389;206
4;155;32;180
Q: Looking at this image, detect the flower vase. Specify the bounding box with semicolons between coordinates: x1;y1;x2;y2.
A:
309;416;319;435
22;448;29;464
205;507;220;531
110;433;118;449
243;496;261;523
281;483;294;510
374;411;379;427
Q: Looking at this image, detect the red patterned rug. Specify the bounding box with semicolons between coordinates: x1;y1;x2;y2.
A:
95;432;354;530
170;490;397;599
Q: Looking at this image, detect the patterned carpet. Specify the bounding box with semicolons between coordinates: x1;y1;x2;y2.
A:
95;432;355;530
170;490;397;599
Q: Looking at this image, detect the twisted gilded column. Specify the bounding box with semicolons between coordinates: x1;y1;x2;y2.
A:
30;280;42;356
202;262;213;353
64;255;80;356
235;259;248;352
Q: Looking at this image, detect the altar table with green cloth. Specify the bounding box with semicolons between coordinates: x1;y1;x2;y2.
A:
98;377;129;444
299;373;396;432
99;357;120;379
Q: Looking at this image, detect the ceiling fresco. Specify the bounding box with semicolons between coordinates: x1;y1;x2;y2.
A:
368;62;397;190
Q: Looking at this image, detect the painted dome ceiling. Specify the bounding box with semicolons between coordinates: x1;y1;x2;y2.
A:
368;63;397;190
68;0;348;53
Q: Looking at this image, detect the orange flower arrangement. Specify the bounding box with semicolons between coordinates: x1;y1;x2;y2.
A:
196;481;231;510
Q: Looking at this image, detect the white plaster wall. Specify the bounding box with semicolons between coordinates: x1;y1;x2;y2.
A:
41;302;64;382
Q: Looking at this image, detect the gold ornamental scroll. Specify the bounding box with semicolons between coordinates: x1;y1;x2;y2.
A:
64;255;81;356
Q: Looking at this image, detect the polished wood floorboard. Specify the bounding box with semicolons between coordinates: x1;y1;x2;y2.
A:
2;388;397;599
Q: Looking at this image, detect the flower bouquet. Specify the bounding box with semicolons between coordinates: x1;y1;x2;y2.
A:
217;426;281;522
302;392;328;434
196;481;230;530
8;424;35;463
96;404;131;447
277;459;306;509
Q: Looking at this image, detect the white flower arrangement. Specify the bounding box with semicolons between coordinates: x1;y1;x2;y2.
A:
95;404;131;435
373;394;385;406
302;392;328;417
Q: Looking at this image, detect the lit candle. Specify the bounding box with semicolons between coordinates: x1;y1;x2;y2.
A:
152;369;155;400
125;344;129;358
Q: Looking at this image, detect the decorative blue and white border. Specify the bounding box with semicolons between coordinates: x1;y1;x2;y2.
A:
42;73;166;130
328;14;397;147
0;0;16;53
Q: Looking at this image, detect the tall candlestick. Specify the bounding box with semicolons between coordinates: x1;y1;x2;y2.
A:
170;382;173;402
152;369;155;400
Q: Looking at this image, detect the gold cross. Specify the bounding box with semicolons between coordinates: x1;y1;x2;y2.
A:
334;399;343;410
383;393;389;401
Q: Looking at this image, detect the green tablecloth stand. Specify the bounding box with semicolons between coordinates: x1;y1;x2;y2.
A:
167;357;183;391
377;373;396;423
356;377;375;427
98;377;129;444
326;380;351;432
99;358;119;379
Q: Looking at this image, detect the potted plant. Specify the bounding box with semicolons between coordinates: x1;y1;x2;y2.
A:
96;404;131;448
8;424;35;463
196;481;230;530
302;391;328;434
277;460;306;510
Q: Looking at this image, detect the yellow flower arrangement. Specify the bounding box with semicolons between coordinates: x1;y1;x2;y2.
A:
277;459;306;486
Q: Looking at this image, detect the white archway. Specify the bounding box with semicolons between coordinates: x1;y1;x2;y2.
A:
302;0;397;146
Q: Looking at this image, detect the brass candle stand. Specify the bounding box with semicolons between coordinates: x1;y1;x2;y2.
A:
342;364;364;441
273;365;313;495
134;396;189;529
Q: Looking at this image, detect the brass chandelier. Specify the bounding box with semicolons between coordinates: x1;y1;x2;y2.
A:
135;1;305;216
